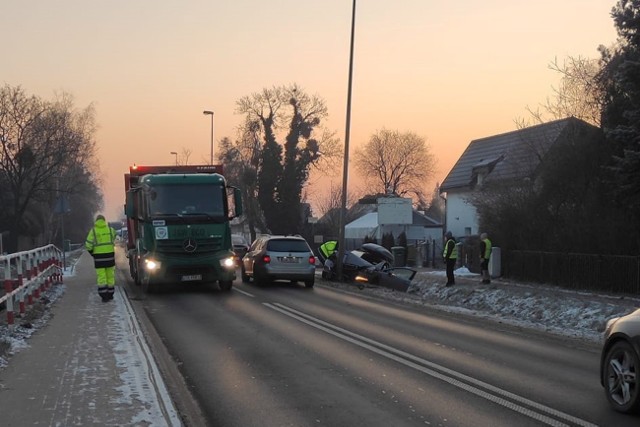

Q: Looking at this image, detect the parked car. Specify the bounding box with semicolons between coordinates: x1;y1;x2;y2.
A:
600;308;640;414
241;235;316;288
231;234;250;265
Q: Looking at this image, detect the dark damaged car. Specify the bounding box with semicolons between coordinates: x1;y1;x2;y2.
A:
322;243;416;292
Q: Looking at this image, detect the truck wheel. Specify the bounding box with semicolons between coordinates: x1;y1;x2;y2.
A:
219;280;232;292
134;260;143;286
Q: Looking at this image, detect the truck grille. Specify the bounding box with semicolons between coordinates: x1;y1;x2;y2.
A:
156;237;223;254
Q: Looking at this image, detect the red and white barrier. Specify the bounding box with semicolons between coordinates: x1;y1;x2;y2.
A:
0;244;63;330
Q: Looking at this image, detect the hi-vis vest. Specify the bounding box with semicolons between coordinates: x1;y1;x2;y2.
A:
319;241;337;259
482;238;492;259
443;239;458;259
85;219;117;268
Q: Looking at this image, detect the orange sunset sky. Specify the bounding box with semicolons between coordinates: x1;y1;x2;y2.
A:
2;1;618;221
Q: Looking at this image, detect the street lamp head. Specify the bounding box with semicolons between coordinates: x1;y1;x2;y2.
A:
170;151;177;155
203;110;214;115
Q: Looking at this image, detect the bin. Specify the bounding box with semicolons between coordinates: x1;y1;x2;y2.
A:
406;245;416;267
64;239;71;252
391;246;406;267
489;247;501;278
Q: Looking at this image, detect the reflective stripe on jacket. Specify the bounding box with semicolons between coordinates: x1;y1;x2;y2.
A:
85;218;117;268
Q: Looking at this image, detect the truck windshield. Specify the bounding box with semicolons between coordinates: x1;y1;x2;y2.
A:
149;184;225;217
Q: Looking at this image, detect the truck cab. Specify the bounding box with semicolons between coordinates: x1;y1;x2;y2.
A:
124;165;243;292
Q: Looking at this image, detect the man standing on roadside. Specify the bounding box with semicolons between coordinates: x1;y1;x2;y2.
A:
480;232;492;284
85;215;117;302
443;231;457;287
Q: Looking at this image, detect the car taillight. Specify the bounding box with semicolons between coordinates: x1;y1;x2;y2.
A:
263;255;271;264
309;255;315;265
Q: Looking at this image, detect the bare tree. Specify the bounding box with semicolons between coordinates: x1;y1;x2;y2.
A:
354;128;436;206
313;181;365;239
176;148;192;165
0;85;99;251
519;55;603;127
218;130;268;242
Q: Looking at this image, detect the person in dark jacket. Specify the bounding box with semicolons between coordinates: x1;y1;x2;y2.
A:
479;232;492;284
85;215;117;302
442;231;457;286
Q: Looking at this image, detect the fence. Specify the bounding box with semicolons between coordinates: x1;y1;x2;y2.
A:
503;250;640;295
0;244;63;330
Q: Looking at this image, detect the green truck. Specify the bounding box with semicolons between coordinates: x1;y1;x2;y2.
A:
124;164;243;292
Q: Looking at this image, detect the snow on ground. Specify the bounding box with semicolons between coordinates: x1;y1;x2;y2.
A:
0;253;180;426
0;280;66;369
325;266;640;344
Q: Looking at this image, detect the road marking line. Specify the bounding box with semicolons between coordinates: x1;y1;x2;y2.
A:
265;302;596;427
233;288;254;298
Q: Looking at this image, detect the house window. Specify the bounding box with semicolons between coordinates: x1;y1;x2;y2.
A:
465;227;471;236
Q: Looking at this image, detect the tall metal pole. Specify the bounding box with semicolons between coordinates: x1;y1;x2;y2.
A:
336;0;357;282
203;110;214;164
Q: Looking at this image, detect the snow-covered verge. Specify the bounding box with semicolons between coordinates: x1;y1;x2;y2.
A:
327;267;640;344
0;250;79;369
0;282;66;369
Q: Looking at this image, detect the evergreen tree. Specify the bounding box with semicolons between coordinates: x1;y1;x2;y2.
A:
600;0;640;225
235;85;338;235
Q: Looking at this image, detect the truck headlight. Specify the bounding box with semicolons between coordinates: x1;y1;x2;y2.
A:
144;259;161;271
220;257;236;269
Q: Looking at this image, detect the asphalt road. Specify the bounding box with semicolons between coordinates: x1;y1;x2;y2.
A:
118;251;638;427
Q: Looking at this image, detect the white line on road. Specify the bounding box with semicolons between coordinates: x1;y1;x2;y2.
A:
232;287;255;298
265;302;597;427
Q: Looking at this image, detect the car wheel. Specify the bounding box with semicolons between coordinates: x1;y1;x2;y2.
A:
253;270;265;287
604;340;640;413
241;266;250;283
219;280;232;292
304;279;314;288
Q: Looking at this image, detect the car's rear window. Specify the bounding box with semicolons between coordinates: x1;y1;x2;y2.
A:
267;239;310;252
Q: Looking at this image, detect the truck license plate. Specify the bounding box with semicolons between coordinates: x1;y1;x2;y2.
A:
181;274;202;281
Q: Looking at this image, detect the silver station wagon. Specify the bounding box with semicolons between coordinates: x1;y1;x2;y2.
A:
241;235;316;288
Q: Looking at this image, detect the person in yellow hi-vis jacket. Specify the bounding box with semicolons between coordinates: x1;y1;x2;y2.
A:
85;215;118;302
479;232;492;284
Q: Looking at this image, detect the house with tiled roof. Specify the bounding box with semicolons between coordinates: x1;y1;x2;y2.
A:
440;117;600;238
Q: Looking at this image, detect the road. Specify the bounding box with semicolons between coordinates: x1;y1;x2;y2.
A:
117;252;637;427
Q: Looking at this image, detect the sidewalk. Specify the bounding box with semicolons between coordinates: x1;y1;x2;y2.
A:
0;251;181;426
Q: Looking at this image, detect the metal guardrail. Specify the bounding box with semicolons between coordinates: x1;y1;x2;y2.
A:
503;250;640;295
0;244;63;330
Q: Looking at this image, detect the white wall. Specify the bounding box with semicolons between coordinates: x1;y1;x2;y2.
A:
445;192;479;238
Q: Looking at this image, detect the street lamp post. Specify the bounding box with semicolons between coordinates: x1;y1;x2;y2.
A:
203;110;214;164
336;0;357;282
170;151;178;165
